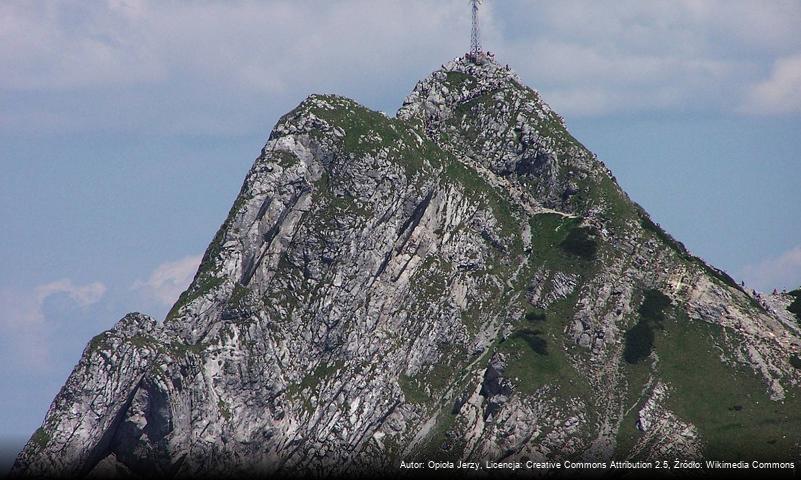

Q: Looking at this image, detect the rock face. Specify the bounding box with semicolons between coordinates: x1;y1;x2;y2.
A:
13;57;801;477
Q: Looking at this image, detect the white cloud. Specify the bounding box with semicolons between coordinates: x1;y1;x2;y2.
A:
132;254;202;306
493;0;801;116
1;0;800;133
0;1;164;90
0;0;468;93
35;279;107;308
505;37;747;116
521;0;801;56
741;245;801;292
0;279;107;368
742;54;801;114
0;0;470;134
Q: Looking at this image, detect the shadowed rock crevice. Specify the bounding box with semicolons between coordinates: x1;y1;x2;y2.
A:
110;378;174;476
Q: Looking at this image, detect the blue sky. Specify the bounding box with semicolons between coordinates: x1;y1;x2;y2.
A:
1;0;800;469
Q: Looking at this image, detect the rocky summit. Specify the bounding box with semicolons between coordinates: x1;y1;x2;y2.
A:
12;56;801;477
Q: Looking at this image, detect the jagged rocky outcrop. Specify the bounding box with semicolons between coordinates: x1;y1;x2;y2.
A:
13;56;801;477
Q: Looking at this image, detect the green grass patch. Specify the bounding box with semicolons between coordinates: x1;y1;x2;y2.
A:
656;311;801;460
305;95;445;179
168;341;207;357
30;427;50;449
528;214;592;275
398;374;430;405
508;329;548;354
444;71;477;91
590;176;638;226
129;335;162;351
501;296;589;399
614;347;653;457
88;332;109;352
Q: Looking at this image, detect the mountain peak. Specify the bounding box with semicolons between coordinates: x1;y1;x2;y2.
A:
13;55;801;477
398;55;539;124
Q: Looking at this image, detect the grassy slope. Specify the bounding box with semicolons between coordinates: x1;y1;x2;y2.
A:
658;312;801;460
616;293;801;460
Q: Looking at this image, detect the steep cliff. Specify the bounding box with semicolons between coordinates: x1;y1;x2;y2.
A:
13;56;801;477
